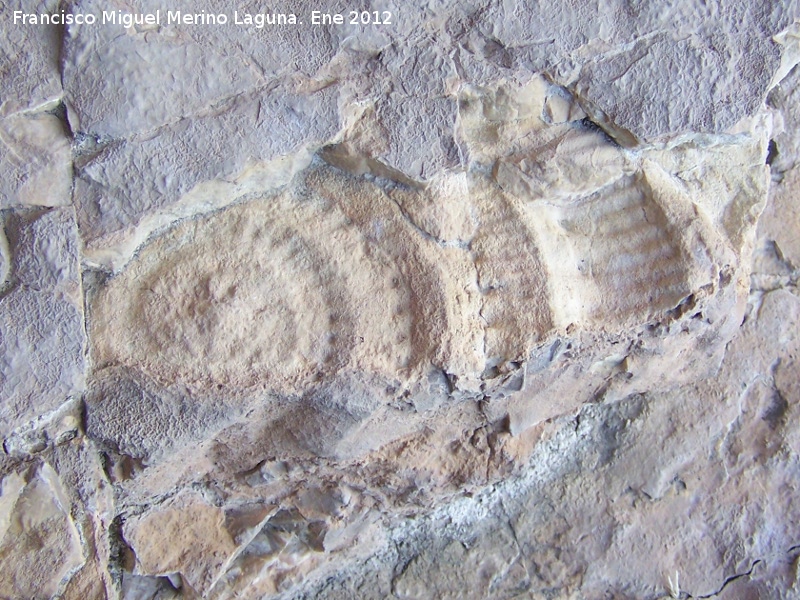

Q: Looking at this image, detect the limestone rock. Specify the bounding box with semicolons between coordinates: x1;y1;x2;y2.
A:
768;63;800;175
75;85;342;271
123;491;272;595
0;464;84;598
2;397;82;459
760;64;800;271
1;1;800;598
480;0;798;145
52;437;116;600
759;166;800;271
571;32;781;145
287;286;800;600
0;0;62;115
0;112;72;208
63;0;343;139
63;0;256;139
0;209;85;440
0;222;9;287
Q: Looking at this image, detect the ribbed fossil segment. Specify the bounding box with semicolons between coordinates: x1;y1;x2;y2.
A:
530;174;691;328
92;173;404;394
471;182;554;362
90;114;763;427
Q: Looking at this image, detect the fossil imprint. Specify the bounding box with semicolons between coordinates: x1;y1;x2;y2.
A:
91;123;757;403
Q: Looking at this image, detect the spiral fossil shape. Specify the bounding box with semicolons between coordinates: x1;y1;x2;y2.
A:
91;161;708;398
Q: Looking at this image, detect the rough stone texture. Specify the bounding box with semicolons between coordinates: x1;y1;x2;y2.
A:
74;86;341;270
0;2;70;212
0;112;73;209
0;209;85;440
0;464;84;598
0;0;62;115
122;490;263;595
1;1;799;599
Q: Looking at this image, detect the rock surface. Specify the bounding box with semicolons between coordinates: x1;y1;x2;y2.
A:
0;209;85;440
0;1;799;599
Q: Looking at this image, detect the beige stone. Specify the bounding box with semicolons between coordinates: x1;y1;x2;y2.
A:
124;491;271;595
0;464;84;598
1;0;799;597
124;492;236;594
